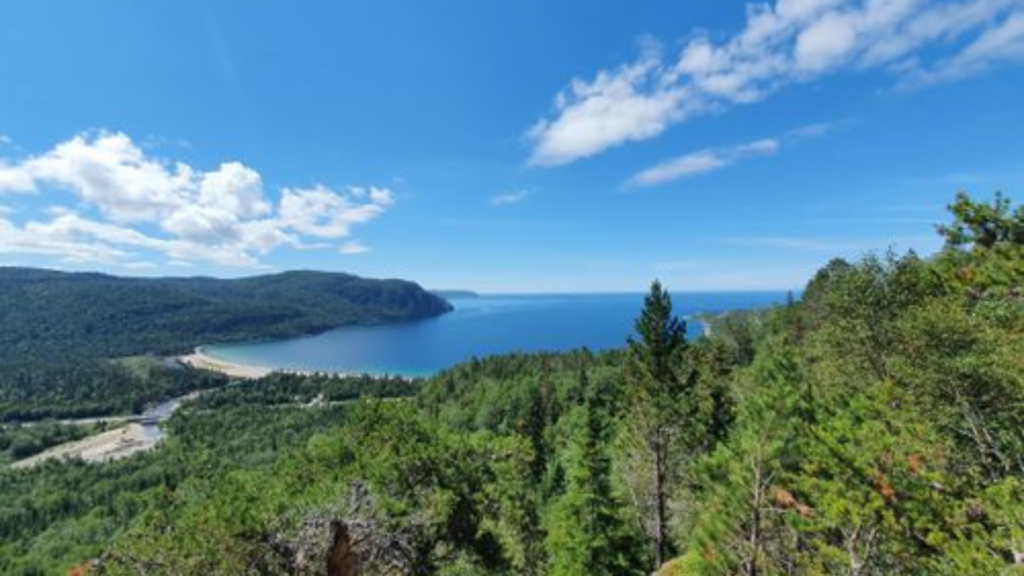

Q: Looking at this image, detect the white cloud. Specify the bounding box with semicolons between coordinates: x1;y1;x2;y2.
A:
490;190;531;205
0;131;394;268
528;55;693;166
279;185;390;239
630;151;734;186
198;161;270;219
629;122;825;186
795;12;860;72
121;260;158;270
529;0;1024;165
905;12;1024;85
339;241;370;255
0;160;36;192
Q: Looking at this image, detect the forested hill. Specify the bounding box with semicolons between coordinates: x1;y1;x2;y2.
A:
60;192;1014;576
0;268;451;361
1;193;1020;575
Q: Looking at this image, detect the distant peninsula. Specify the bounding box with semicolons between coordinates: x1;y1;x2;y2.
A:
0;267;452;361
430;289;480;299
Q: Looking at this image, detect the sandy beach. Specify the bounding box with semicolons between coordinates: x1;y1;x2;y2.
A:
11;423;158;469
178;348;274;379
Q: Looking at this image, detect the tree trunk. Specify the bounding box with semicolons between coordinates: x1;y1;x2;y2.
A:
654;437;668;570
745;458;763;576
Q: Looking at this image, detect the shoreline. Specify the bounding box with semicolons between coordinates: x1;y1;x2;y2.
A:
177;347;394;380
177;348;276;379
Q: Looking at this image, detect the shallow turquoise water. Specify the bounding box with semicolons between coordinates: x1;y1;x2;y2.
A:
202;292;787;377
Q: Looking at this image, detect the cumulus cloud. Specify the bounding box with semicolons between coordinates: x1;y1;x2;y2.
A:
629;122;826;187
279;185;390;239
490;190;531;205
529;0;1024;165
0;131;394;268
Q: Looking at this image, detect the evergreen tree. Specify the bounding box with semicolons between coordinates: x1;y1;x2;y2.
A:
683;344;806;576
626;280;687;569
545;371;640;576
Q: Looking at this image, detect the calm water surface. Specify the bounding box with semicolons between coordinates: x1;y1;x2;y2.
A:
203;292;787;377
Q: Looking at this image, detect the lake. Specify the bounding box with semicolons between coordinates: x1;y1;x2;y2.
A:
202;292;788;377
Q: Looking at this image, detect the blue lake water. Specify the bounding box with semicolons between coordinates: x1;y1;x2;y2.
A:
202;292;788;377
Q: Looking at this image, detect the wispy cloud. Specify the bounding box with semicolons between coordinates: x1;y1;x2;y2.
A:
725;233;940;253
0;131;394;268
629;138;779;187
529;0;1024;166
725;236;864;252
629;121;829;187
650;258;817;290
339;241;371;255
490;190;531;206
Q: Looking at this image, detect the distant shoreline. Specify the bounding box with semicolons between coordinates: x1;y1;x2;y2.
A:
178;348;276;379
177;347;399;380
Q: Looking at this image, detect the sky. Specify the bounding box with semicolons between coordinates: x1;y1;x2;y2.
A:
0;0;1022;292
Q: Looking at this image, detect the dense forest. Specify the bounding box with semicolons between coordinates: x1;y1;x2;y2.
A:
0;192;1020;575
0;372;421;575
0;356;229;422
0;268;452;362
0;269;449;421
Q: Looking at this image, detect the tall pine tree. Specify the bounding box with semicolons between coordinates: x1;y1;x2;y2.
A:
626;280;687;569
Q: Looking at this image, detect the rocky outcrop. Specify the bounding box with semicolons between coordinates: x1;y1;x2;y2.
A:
272;485;423;576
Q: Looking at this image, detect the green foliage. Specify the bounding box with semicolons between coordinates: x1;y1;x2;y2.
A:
630;279;686;387
3;192;1021;576
938;191;1023;250
0;267;451;363
1;373;406;575
683;344;805;575
544;372;643;576
0;358;228;422
345;399;539;573
935;192;1024;294
0;421;98;464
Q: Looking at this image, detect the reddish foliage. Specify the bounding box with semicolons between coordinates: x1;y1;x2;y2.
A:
771;486;816;518
772;486;798;508
873;472;898;503
907;453;922;475
795;503;816;519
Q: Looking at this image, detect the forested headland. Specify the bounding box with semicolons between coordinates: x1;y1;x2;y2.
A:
0;192;1020;575
0;269;451;361
0;270;450;422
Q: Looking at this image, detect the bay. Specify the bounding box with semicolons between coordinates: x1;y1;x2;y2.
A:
202;292;788;377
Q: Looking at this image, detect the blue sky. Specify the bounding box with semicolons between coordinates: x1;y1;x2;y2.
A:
0;0;1022;292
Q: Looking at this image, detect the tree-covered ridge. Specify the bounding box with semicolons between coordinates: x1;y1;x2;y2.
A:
0;356;229;422
0;268;452;362
0;193;1020;576
0;372;423;575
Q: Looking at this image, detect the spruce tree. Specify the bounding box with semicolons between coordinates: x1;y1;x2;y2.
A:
544;370;640;576
626;280;686;569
